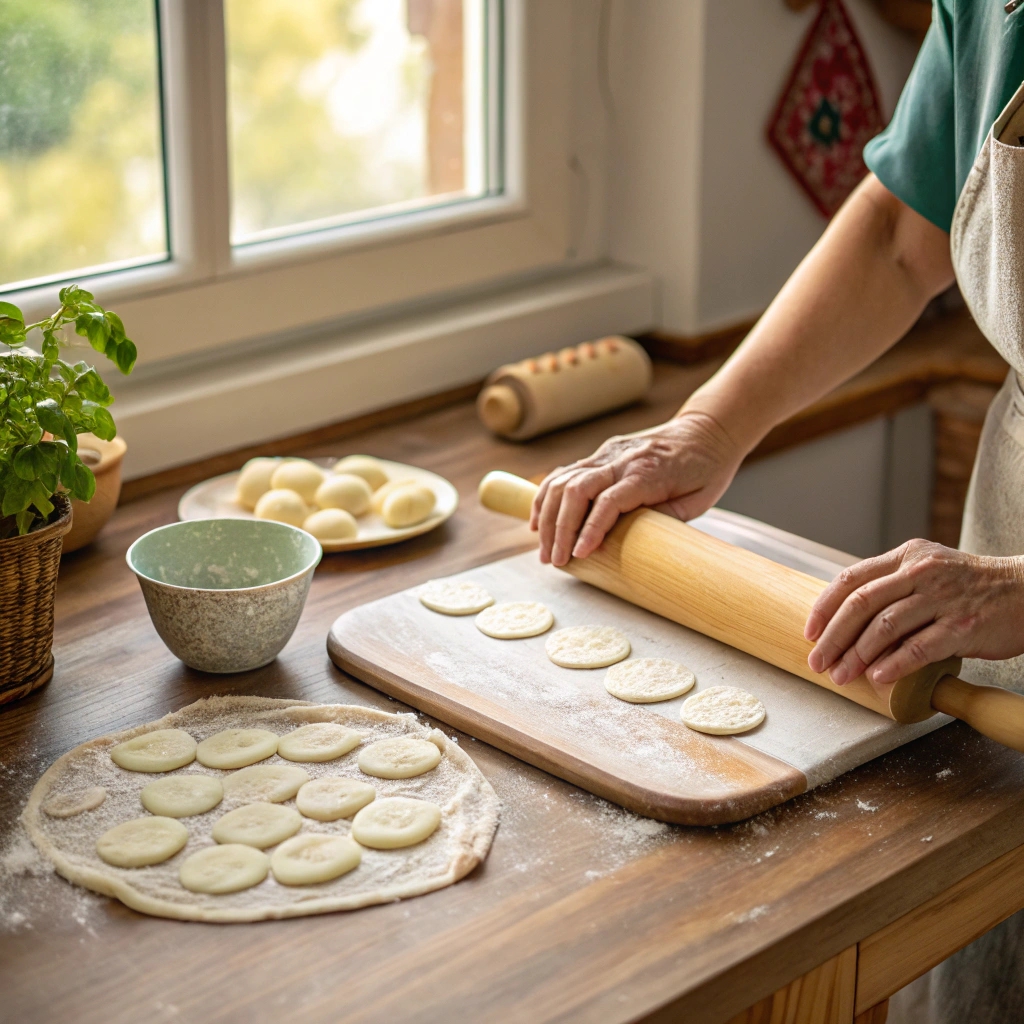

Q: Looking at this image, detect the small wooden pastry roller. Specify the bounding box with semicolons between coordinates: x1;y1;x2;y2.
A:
479;470;1024;752
477;336;652;441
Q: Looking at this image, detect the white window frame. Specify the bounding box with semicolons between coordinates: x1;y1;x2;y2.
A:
6;0;572;365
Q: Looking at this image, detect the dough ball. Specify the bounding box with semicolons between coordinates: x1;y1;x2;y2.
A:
42;786;107;818
351;797;441;850
196;728;279;770
270;460;325;503
381;483;436;528
680;685;766;735
277;723;362;763
370;477;416;514
271;834;362;886
332;455;388;492
221;764;310;803
141;775;224;817
179;844;269;894
545;625;631;669
211;802;302;848
296;777;376;821
254;488;310;527
605;658;695;703
357;736;442;779
235;458;279;510
419;579;494;616
315;474;372;516
476;601;553;639
303;508;358;542
110;729;197;773
96;816;189;868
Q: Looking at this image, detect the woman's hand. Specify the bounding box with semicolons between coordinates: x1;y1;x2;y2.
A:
805;540;1024;685
530;411;744;566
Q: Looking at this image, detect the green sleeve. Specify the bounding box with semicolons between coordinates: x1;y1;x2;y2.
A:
863;4;956;232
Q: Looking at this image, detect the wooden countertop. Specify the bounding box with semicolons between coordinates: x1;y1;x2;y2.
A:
3;346;1024;1024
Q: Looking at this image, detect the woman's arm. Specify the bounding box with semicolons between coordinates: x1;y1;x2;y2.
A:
532;174;956;566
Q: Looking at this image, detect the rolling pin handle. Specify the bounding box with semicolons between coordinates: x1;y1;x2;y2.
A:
931;675;1024;753
478;471;539;521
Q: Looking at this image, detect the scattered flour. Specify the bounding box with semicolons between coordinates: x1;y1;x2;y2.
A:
921;836;934;843
936;768;954;780
856;799;878;812
737;904;769;923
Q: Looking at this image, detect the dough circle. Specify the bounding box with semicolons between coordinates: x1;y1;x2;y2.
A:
212;802;302;848
42;786;107;818
315;474;372;516
358;737;442;779
302;508;357;541
605;658;696;703
476;601;554;639
270;460;325;503
235;458;279;510
196;729;279;769
96;817;189;868
179;844;269;894
296;777;376;821
110;729;197;773
277;723;362;763
332;455;388;492
352;797;442;850
545;625;631;669
680;685;766;735
140;775;224;817
254;488;309;527
419;579;494;616
221;764;310;803
271;834;362;886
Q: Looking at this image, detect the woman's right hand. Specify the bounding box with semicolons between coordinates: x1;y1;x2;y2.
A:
530;410;746;566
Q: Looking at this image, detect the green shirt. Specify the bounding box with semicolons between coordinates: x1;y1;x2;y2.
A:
863;0;1024;232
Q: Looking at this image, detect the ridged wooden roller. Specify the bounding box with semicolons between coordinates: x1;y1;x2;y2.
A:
478;471;1024;752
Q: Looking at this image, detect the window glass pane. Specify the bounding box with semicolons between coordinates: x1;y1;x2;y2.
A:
0;0;167;290
226;0;495;246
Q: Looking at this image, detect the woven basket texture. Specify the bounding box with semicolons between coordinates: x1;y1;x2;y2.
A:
0;495;72;702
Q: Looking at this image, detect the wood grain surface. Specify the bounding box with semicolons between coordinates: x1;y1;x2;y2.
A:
3;360;1024;1024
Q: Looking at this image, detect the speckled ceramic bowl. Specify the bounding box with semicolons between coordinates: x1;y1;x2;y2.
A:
126;519;322;673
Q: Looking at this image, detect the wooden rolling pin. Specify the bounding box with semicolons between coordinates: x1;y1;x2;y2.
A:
477;336;652;441
478;470;1024;752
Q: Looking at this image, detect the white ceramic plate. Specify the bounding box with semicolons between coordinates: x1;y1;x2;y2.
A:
178;457;459;552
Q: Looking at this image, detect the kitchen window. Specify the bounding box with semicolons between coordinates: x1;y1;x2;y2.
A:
3;0;571;364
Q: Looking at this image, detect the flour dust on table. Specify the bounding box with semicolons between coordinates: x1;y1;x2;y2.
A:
22;697;499;922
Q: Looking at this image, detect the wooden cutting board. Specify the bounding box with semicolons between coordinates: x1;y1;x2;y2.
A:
327;515;949;825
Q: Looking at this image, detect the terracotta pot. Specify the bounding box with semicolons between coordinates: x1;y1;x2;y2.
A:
63;433;127;554
0;494;73;704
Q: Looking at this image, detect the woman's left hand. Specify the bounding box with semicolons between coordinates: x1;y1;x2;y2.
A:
804;539;1024;685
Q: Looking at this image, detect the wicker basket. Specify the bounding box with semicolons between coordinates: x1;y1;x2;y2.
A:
0;495;73;705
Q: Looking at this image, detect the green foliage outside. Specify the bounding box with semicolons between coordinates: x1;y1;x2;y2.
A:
0;286;135;538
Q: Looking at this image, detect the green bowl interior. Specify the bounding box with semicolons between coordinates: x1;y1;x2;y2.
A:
128;519;321;590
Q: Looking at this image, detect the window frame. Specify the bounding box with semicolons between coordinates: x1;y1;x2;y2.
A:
6;0;572;365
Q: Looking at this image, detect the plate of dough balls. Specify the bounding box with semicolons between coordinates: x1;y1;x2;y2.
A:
178;455;459;551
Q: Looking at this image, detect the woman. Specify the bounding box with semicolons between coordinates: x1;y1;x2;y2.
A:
532;4;1024;1021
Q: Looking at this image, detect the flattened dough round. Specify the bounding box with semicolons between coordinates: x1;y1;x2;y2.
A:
352;797;441;849
476;601;553;639
196;729;279;769
681;685;766;735
221;764;310;803
110;729;197;773
179;844;269;894
42;786;107;818
296;778;376;821
277;723;362;763
419;579;494;616
141;775;224;817
358;736;442;779
271;834;362;885
96;817;189;868
211;802;302;848
605;658;696;703
545;625;631;669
